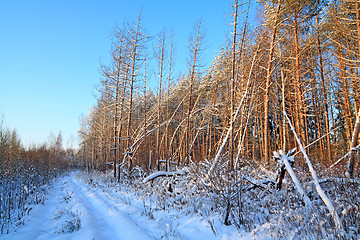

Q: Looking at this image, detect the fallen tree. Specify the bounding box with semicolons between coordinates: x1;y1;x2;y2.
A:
284;112;343;230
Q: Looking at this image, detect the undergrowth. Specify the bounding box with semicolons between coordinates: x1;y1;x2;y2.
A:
81;160;359;239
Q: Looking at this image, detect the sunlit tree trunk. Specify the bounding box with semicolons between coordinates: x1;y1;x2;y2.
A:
316;17;332;162
185;19;205;165
264;0;281;165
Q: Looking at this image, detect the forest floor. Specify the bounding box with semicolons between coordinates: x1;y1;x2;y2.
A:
3;171;261;240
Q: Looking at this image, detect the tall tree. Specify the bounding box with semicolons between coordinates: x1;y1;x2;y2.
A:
122;11;149;170
263;0;282;164
229;0;239;170
155;29;167;170
184;19;205;165
315;17;332;162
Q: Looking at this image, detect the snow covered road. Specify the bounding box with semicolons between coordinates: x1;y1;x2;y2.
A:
2;172;251;240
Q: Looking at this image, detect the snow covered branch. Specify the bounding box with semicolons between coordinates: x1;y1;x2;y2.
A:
143;169;187;183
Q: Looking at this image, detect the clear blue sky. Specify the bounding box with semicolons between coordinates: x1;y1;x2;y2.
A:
0;0;259;149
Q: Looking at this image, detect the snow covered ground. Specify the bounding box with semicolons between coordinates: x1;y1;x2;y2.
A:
2;172;265;240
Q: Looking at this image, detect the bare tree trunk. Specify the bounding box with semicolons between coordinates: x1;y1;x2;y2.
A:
117;83;127;181
279;47;287;151
143;54;148;171
110;44;125;178
316;17;332;162
124;12;148;170
156;30;166;171
165;33;174;171
113;76;119;178
185;19;204;165
264;0;281;165
355;1;360;113
339;47;353;148
309;51;325;157
293;10;307;146
229;0;239;171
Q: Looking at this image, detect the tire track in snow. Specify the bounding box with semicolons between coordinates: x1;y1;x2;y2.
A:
69;176;154;240
72;178;195;240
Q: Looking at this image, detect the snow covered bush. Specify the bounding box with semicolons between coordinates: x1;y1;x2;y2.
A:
135;156;358;239
54;211;81;234
0;161;51;234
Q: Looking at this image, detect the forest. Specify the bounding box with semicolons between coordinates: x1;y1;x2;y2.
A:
1;0;360;239
79;0;360;177
74;0;360;237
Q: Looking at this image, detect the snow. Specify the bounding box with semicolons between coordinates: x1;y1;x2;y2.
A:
3;167;358;239
2;172;249;240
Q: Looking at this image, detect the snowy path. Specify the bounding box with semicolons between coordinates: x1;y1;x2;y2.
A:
68;177;153;239
2;172;250;240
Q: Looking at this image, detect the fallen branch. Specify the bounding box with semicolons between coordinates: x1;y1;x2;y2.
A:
143;169;187;183
313;177;360;185
329;144;360;169
158;159;179;165
294;125;342;157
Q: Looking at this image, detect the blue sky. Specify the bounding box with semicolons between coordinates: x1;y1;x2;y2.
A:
0;0;259;148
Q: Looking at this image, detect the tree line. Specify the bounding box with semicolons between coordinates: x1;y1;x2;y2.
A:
78;0;360;179
0;118;74;233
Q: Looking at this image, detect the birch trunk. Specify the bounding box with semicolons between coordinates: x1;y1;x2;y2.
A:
347;109;360;178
